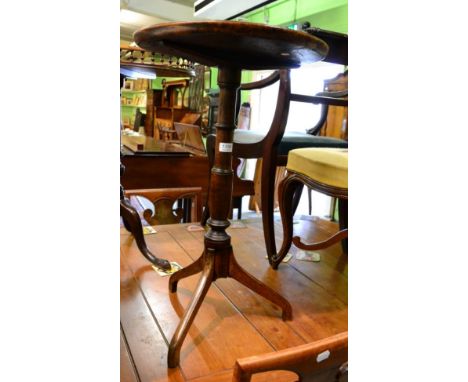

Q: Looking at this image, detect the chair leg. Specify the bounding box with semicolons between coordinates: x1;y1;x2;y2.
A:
120;198;171;271
273;174;303;269
338;199;348;253
307;186;312;215
261;151;278;264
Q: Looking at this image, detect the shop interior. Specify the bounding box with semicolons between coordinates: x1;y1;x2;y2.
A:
120;1;348;381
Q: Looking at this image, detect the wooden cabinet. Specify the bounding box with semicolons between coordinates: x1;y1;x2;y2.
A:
154;106;188;140
320;71;348;140
121;89;158;136
121;89;147;128
154;79;201;140
160;79;190;108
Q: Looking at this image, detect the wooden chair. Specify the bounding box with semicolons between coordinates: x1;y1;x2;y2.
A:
155;118;178;141
275;148;348;269
305;71;348;217
124;187;203;225
232;332;348;382
201;70;348;268
120;162;171;271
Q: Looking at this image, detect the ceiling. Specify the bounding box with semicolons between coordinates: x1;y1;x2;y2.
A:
120;0;274;41
120;0;198;42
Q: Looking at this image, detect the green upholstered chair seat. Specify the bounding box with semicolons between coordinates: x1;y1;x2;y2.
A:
287;148;348;189
278;131;347;156
233;130;348;156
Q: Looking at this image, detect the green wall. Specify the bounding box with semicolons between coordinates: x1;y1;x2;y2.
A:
244;0;347;33
295;4;348;33
151;77;188;90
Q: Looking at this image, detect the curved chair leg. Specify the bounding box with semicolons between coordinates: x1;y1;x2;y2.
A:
168;253;214;368
121;196;133;233
261;150;279;265
338;199;348;253
169;253;204;293
272;174;303;269
120;198;171;271
200;134;216;226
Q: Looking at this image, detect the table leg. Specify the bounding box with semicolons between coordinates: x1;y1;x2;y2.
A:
167;67;291;368
168;253;214;368
169;253;204;293
229;252;292;320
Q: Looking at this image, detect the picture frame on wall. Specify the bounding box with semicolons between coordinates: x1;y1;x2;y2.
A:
123;79;134;90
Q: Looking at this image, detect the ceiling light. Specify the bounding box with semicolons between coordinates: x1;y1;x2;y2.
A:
120;9;143;25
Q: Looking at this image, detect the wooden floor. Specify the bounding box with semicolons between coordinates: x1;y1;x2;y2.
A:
120;215;348;382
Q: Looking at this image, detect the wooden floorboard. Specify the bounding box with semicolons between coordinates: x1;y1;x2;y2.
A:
121;328;139;382
120;250;185;382
121;216;347;381
121;230;275;381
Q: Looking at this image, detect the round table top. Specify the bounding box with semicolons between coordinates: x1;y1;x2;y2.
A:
134;21;328;70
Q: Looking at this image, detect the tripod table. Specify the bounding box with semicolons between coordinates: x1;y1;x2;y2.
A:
134;21;328;368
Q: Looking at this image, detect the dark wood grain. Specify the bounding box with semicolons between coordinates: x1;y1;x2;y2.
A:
304;26;348;66
134;21;328;70
121;155;254;201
